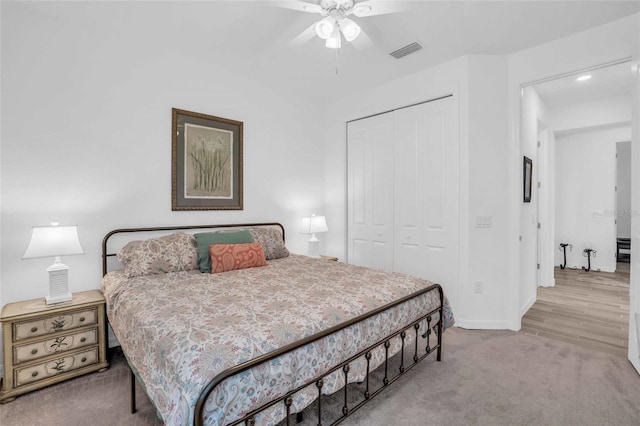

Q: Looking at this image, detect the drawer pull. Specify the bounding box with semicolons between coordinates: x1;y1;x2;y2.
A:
31;371;38;378
80;337;86;343
31;327;38;333
79;317;86;322
31;349;38;355
81;357;87;363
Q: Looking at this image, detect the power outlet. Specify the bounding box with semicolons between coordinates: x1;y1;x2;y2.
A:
474;281;483;294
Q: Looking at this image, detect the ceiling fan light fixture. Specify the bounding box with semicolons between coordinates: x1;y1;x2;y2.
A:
325;26;342;49
315;16;335;40
340;17;361;41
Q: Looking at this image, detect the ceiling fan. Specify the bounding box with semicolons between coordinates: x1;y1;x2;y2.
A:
272;0;403;49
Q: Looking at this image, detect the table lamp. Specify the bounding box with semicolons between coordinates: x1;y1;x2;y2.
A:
301;214;329;258
22;223;84;304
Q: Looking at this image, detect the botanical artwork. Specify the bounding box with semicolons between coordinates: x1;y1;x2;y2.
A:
184;123;233;199
172;108;243;210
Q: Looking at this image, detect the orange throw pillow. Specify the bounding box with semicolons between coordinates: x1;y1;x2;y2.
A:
209;242;268;273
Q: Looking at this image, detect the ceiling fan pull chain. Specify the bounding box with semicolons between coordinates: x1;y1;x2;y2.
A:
335;47;340;74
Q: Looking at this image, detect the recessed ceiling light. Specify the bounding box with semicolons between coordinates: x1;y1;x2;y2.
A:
576;75;592;82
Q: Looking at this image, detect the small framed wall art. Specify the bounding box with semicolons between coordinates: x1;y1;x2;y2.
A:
172;108;243;210
523;155;532;203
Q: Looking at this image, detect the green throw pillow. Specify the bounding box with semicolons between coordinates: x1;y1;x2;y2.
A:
194;230;254;273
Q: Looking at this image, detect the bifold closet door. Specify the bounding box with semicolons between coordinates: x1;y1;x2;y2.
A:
347;113;394;271
393;97;459;286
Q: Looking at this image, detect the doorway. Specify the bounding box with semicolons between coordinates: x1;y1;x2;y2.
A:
521;60;633;357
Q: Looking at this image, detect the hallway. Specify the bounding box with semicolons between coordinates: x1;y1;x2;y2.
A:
521;264;629;357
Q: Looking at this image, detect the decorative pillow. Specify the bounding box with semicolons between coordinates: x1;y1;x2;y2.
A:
117;233;198;278
249;228;289;260
194;230;254;273
209;242;268;273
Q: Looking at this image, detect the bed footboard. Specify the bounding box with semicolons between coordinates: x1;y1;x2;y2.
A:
194;284;444;426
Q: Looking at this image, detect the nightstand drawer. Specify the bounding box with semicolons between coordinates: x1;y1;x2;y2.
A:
13;328;98;364
13;307;98;341
14;347;99;387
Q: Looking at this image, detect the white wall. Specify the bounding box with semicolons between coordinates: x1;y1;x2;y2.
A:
0;2;326;374
549;94;631;272
551;95;632;132
0;0;3;341
519;87;551;311
617;141;632;239
549;94;632;271
464;56;510;328
628;27;640;372
538;128;556;288
508;13;639;330
554;125;630;272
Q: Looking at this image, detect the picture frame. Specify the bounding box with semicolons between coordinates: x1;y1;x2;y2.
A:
523;156;532;203
172;108;243;210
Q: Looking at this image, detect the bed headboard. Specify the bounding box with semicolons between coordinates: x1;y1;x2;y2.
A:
101;222;285;276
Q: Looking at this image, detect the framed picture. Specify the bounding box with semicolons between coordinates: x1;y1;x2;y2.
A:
523;156;532;203
172;108;243;210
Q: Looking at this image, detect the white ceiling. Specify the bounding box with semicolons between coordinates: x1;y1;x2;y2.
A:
195;0;640;100
25;1;640;100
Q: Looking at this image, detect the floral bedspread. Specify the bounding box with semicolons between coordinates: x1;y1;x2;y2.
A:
101;254;454;425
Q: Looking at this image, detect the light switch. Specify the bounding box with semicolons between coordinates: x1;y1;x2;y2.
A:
475;216;492;228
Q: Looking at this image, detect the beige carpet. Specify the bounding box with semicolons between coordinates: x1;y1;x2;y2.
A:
1;327;639;425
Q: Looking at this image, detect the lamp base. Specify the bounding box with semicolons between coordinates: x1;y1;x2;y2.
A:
46;260;73;305
308;235;320;258
46;293;73;305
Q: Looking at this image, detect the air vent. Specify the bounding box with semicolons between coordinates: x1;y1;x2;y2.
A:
390;42;423;59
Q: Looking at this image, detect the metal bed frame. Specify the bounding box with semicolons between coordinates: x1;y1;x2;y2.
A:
101;223;444;426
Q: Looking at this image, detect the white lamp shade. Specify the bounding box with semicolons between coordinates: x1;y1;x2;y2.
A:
315;16;335;39
23;225;84;259
340;18;361;42
302;215;329;234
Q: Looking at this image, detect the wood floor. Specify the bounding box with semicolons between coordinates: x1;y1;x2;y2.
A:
522;263;629;357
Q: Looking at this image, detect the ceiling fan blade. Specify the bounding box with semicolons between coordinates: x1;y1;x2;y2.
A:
350;28;374;50
288;22;319;48
268;1;323;14
351;0;406;17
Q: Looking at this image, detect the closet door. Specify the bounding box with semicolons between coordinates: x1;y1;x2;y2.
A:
347;113;394;271
394;97;459;286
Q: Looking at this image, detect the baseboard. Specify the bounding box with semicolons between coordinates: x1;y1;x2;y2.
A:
520;293;536;317
539;278;556;288
561;264;615;273
631;313;640;374
455;319;511;330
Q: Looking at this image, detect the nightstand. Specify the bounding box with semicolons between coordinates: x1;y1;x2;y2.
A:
0;290;109;403
320;255;339;262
